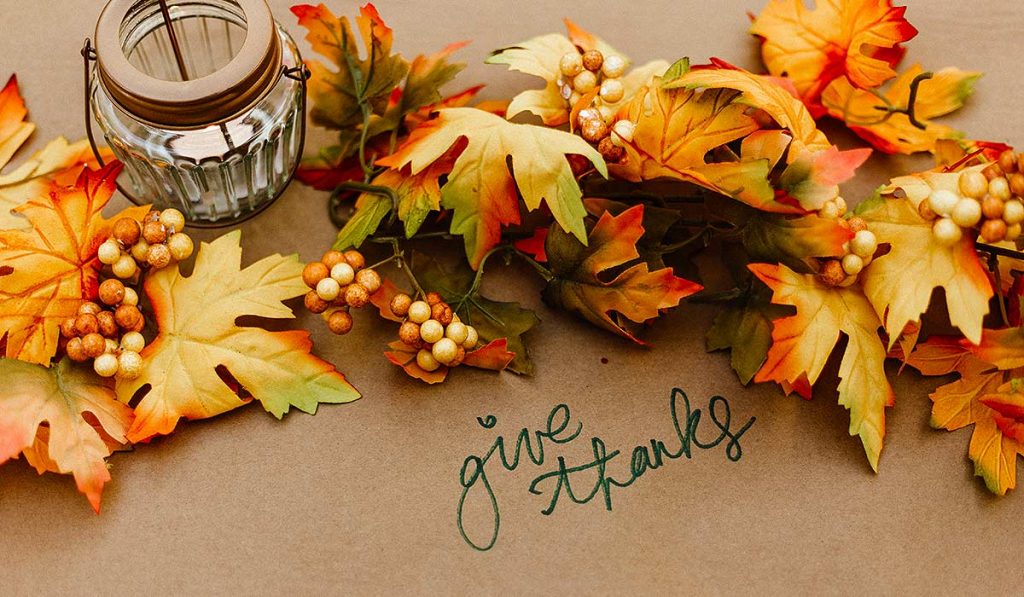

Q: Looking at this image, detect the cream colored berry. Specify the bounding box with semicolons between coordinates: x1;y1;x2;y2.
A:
834;197;848;216
130;240;150;263
117;350;143;379
951;198;983;228
928;189;959;217
104;338;119;354
572;70;597;94
1007;223;1022;242
355;268;382;293
112;254;138;279
611;119;635;145
122;287;139;307
849;230;878;258
597;104;616;124
463;326;479;350
559;51;583;78
167;233;194;261
408;300;431;324
989;177;1012;201
330;262;355;285
599;79;624;103
159;208;186;233
959;170;989;199
819;201;841;220
419;319;444;344
841;254;864;276
146;243;172;269
445;321;469;345
316;277;341;302
98;239;122;265
1004;200;1024;225
601;54;626;78
93;353;119;378
121;331;145;353
932;217;962;246
432;337;459;365
416;349;440;372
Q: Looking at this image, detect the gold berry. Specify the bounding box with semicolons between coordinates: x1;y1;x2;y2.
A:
78;302;102;316
408;300;431;324
580;118;608;143
93;353;119;378
445;321;469;345
355;268;381;294
432;337;459;365
98;239;122;265
122;287;139;307
601;54;626;78
167;233;194;262
999;150;1019;174
315;277;342;302
159;208;186;233
121;331;146;353
420;319;444;344
416;349;440;372
330;262;355;285
572;70;597;94
112;254;138;279
464;326;479;350
130;240;150;263
559;51;583;78
146;243;172;269
117;351;143;379
958;170;988;199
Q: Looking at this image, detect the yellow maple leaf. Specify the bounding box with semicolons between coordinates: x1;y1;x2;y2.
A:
115;231;360;442
0;163;149;365
750;0;918;109
0;358;133;512
859;167;993;345
822;65;981;154
751;263;894;470
378;108;607;268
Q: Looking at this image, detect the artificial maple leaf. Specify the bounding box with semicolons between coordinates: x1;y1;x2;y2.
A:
378;107;606;268
544;204;701;343
0;358;133;512
906;336;1024;494
750;263;894;470
707;284;792;385
858;168;993;346
115;231;359;442
292;3;409;130
0;163;149;365
980;382;1024;443
822;65;980;154
384;338;515;384
395;41;470;118
750;0;918;110
0;75;34;175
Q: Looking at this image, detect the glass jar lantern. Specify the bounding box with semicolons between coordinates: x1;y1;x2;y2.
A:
84;0;309;225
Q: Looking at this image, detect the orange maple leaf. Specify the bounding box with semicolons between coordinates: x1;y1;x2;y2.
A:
0;162;149;365
750;0;918;112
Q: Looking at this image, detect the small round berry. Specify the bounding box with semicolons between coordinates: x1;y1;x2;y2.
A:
572;70;597;94
146;243;172;269
917;200;938;221
928;190;959;217
464;326;479;350
1007;223;1022;242
304;290;330;314
959;170;988;199
144;210;161;223
78;302;102;316
330;262;355;285
581;49;603;72
117;351;143;379
1004;200;1024;225
932;217;963;247
120;331;145;354
121;287;139;307
75;313;99;336
104;338;119;354
982;195;1005;220
99;279;126;306
321;250;345;269
425;292;444;306
130;240;150;263
990;177;1012;201
302;262;329;289
850;230;878;258
951;198;982;228
847;217;868;232
399;321;421;346
420;319;444;344
93;353;119;378
568;91;582;106
82;332;106;358
159;208;186;233
112;254;138;279
598;136;625;162
841;254;864;276
327;309;354;335
983;163;1004;181
142;221;167;244
416;348;441;372
580;118;608;143
114;304;144;332
60;317;78;339
113;217;141;246
355;268;381;293
599;79;624;103
66;337;88;362
431;302;454;326
819;200;841;220
432;337;459;365
445;321;469;345
981;218;1008;243
597;104;617;124
559;51;583;78
343;250;366;271
611;119;635;145
390;293;412;317
999;150;1019;174
167;233;194;261
818;259;845;287
98;239;122;265
97;311;118;338
601;54;626;78
835;197;849;216
449;346;467;367
1010;173;1024;198
343;283;370;308
316;277;341;302
408;300;431;323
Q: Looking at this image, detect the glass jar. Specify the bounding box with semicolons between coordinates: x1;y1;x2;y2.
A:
88;0;305;223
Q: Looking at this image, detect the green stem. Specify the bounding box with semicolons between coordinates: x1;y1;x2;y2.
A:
512;248;554;283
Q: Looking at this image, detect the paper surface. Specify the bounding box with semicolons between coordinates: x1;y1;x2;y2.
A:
1;0;1023;593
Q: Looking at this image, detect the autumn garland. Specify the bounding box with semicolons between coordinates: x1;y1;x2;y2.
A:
1;0;1022;510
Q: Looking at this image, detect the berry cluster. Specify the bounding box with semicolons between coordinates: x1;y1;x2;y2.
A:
98;208;194;279
818;216;879;287
391;291;479;371
919;150;1024;246
60;279;146;379
557;47;637;164
301;249;381;335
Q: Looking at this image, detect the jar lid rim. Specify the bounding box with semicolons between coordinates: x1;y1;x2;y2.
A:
95;0;281;128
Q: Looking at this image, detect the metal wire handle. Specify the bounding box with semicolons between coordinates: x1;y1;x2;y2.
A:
81;37;311;229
